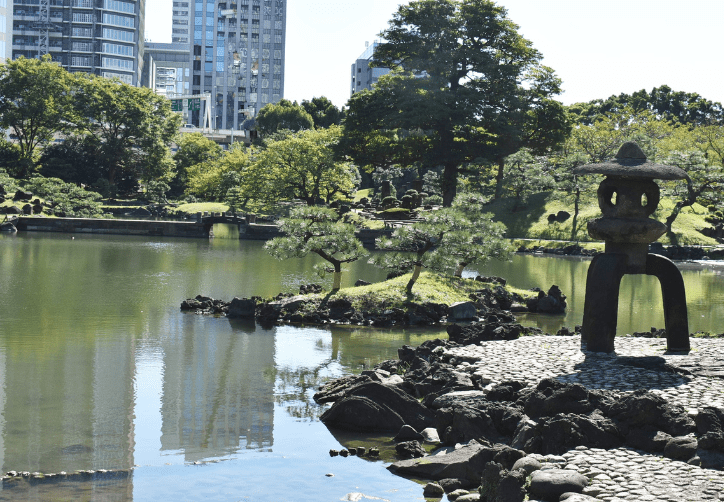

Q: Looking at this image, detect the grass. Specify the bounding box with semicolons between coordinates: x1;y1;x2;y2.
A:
486;192;719;247
167;202;229;217
353;188;374;202
303;271;533;311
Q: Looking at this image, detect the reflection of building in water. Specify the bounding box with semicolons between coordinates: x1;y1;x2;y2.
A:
0;335;135;485
160;321;275;462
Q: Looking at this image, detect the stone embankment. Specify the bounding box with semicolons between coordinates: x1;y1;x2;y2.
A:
518;242;724;261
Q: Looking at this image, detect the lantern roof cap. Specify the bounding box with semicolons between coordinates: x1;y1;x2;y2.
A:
573;141;688;180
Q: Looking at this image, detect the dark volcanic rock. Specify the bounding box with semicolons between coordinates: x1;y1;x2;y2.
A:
537;411;623;455
395;440;426;459
320;381;436;432
664;436;698;460
313;374;370;404
479;462;526;502
625;427;671;452
522;379;614;419
447;320;522;344
227;297;256;318
608;389;695;436
388;441;524;483
393;425;424;443
529;469;588;501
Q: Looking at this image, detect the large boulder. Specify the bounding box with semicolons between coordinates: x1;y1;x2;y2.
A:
320;381;436;432
13;189;33;201
436;402;525;445
448;301;476;321
227;297;256;318
479;462;526;502
607;389;695;436
388;441;524;483
522;379;613;419
528;469;588;501
537;411;623;455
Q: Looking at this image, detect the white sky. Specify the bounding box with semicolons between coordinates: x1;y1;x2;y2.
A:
144;0;724;109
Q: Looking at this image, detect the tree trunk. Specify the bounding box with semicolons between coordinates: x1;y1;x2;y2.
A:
331;261;342;291
494;158;505;200
406;265;422;294
441;163;458;207
454;262;466;278
571;185;580;241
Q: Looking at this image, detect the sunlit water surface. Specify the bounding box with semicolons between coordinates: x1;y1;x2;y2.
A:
1;229;723;501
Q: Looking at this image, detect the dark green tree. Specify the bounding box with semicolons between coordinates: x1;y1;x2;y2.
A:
301;96;345;129
344;0;569;206
171;132;223;195
73;74;181;191
255;99;314;136
265;206;368;291
0;56;77;178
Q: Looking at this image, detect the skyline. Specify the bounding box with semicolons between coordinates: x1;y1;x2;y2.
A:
145;0;724;110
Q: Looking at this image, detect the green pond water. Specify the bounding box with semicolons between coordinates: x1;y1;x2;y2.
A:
0;228;723;501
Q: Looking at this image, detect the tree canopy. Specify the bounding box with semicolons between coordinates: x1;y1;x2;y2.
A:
343;0;569;205
567;85;724;127
255;99;314;136
301;97;345;129
265;206;368;291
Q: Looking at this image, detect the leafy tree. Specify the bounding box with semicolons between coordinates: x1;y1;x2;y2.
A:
264;206;368;291
301;96;344;129
255;99;314;136
186;143;255;201
661;150;724;234
239;126;359;208
547;150;595;241
501;149;555;212
372;211;452;293
434;194;512;277
73;74;181;189
23;176;104;217
171;132;223;195
0;56;77;178
568;85;724;126
344;0;569;206
39;136;104;187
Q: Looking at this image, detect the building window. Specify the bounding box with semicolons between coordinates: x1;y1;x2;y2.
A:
103;0;135;14
73;27;93;37
102;71;133;84
102;57;133;70
71;56;92;66
73;12;94;22
102;28;134;42
103;43;133;56
72;0;93;7
102;13;134;28
72;42;93;51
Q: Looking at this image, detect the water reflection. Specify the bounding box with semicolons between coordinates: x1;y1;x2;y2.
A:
1;233;724;500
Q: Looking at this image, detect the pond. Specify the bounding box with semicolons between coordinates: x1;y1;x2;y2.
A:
0;230;723;501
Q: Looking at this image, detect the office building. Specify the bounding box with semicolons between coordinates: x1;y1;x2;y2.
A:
11;0;145;85
350;41;390;96
142;42;191;96
188;0;286;129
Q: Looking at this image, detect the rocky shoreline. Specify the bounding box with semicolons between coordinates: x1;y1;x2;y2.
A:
315;332;724;501
517;242;724;262
180;277;568;327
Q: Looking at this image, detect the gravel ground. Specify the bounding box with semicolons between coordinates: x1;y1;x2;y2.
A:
443;336;724;501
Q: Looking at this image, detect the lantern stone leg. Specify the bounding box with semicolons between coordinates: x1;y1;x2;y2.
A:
581;254;627;352
646;253;690;351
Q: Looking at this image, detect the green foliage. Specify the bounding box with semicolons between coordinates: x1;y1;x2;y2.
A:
264;206;368;290
171;133;223;195
23;176;104;217
343;0;569;205
146;180;170;203
300;96;345;129
255;99;314;136
0;168;20;194
235;126;359;210
0;55;76;177
186;143;255;201
501;150;555;211
567;85;724;126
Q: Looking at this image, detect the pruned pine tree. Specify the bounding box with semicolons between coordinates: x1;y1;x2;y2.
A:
371;211;454;294
264;206;368;291
439;195;513;277
372;195;512;292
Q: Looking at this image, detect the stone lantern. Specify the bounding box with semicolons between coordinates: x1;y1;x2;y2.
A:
573;142;690;353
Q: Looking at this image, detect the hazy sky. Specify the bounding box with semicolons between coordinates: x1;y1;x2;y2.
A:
144;0;724;109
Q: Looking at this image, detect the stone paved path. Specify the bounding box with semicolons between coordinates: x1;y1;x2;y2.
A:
443;336;724;501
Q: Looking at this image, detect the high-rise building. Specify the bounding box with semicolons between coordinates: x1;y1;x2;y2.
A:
11;0;145;86
0;0;9;62
350;41;390;96
188;0;286;129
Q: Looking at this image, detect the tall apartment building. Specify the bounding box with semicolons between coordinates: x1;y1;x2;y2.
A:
187;0;286;129
0;0;10;61
350;41;390;97
11;0;145;85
